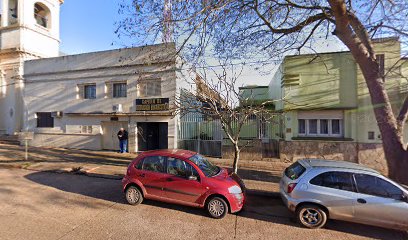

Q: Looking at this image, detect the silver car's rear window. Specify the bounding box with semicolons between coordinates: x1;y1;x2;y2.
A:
285;162;306;180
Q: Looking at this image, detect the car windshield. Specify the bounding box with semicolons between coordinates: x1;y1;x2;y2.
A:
189;154;220;177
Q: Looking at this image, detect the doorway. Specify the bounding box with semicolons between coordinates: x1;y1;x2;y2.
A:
137;122;168;151
102;121;128;150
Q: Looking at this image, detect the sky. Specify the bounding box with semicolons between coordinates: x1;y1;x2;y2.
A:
60;0;124;54
59;1;345;87
59;0;278;86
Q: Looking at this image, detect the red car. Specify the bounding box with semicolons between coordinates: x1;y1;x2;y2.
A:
122;149;245;218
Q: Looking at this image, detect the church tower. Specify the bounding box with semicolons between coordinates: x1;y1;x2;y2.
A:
0;0;63;135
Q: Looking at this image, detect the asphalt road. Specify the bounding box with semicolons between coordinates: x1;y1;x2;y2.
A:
0;168;406;240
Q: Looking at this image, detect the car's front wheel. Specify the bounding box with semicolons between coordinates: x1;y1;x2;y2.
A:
125;185;143;205
296;204;327;229
206;197;228;219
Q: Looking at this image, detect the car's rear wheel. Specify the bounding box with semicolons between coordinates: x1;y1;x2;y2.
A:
206;197;228;219
125;186;143;205
296;204;327;229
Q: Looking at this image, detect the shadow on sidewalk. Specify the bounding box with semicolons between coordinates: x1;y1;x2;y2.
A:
23;170;407;239
0;143;135;166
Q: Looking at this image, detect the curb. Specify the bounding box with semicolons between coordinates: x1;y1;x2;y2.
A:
0;163;281;198
245;189;281;198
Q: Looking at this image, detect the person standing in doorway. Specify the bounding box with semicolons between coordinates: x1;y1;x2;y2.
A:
117;128;128;153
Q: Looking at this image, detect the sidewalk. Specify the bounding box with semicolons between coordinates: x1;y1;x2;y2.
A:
0;142;290;196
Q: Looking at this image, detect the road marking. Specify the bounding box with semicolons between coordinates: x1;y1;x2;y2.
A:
86;166;101;173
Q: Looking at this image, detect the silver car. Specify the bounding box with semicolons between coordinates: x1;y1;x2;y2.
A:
280;159;408;230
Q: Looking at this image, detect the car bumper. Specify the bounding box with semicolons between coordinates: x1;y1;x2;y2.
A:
279;186;298;212
227;193;245;213
121;176;130;192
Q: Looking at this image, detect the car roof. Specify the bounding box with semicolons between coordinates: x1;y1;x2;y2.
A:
140;149;197;159
298;159;379;174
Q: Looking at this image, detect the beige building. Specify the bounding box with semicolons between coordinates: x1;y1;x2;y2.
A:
0;0;62;135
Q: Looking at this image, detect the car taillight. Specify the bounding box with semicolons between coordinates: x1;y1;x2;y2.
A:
287;183;297;193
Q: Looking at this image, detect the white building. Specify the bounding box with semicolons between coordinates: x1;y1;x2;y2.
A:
23;43;193;152
0;0;61;135
0;0;197;152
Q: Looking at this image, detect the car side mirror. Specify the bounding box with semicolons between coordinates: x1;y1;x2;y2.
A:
188;175;198;181
402;193;408;203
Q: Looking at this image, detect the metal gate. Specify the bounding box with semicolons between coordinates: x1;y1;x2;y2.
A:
178;114;222;157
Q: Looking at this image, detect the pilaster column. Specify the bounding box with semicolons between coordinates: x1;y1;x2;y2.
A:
2;0;9;27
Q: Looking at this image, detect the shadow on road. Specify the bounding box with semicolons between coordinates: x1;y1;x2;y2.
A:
24;170;407;240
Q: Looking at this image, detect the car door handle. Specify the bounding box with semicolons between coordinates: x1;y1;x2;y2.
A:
167;178;173;182
357;198;367;204
139;173;145;178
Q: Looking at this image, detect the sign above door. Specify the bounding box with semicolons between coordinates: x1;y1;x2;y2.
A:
135;98;169;111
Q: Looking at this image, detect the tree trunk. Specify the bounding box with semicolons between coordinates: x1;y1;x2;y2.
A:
328;0;408;184
232;144;240;174
353;58;408;184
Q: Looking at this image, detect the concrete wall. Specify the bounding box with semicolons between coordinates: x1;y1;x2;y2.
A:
280;141;388;175
31;133;103;150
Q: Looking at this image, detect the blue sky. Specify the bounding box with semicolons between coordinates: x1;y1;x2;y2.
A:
60;0;124;54
58;1;345;86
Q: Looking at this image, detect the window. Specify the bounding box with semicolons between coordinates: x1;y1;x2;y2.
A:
189;154;219;177
298;119;306;134
285;162;306;180
138;80;161;97
34;2;50;28
308;119;318;134
298;119;343;137
84;85;96;99
368;131;375;140
141;156;165;173
10;0;18;19
332;119;341;135
354;174;403;200
36;112;54;128
113;83;127;98
320;119;329;134
310;171;355;192
81;125;93;134
376;54;385;78
167;157;199;179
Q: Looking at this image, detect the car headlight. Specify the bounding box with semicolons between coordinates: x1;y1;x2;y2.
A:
228;185;242;194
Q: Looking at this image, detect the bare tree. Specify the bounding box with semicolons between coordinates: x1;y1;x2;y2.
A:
176;65;276;174
117;0;408;184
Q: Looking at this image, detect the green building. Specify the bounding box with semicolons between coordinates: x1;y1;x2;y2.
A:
269;37;408;174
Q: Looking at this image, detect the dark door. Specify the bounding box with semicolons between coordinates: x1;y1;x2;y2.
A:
164;157;205;203
136;155;168;197
138;122;168;151
159;122;168;149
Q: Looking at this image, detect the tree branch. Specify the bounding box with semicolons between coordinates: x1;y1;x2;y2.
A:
252;0;328;34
